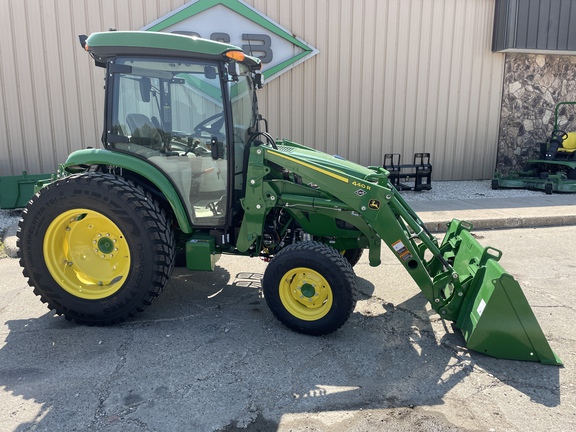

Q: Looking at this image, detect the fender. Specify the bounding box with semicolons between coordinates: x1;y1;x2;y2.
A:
63;149;193;233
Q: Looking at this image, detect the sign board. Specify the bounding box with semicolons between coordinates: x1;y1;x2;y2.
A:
143;0;319;81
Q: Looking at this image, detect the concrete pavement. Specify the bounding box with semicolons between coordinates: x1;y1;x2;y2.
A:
2;186;576;431
409;193;576;232
1;226;575;431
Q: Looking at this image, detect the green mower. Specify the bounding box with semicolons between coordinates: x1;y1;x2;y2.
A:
493;101;576;194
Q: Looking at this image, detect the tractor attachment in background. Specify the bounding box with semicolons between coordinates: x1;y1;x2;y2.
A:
383;152;432;191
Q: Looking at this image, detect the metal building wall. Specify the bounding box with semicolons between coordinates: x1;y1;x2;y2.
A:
0;0;504;180
0;0;190;178
493;0;576;53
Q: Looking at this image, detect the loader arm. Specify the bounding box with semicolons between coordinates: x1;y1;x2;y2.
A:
239;141;460;312
238;140;562;365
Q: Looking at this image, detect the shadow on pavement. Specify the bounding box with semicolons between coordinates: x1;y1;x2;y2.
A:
0;266;560;431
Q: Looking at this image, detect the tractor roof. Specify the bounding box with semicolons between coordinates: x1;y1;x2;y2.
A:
83;31;261;70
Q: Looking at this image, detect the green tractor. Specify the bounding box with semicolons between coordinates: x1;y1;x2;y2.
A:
17;31;562;365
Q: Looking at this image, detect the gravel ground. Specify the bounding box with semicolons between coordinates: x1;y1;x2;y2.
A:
0;209;21;237
399;179;544;201
0;180;544;236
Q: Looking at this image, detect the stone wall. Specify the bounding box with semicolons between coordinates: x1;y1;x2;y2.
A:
496;53;576;175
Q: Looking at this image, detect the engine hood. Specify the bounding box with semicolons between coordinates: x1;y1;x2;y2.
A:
273;139;383;180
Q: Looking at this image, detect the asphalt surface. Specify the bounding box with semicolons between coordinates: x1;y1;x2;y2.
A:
1;190;576;431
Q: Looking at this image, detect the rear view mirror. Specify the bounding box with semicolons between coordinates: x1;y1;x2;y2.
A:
204;66;217;80
139;77;151;102
227;61;240;82
254;72;264;89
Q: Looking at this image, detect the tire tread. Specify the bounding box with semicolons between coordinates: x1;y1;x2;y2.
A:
17;172;175;325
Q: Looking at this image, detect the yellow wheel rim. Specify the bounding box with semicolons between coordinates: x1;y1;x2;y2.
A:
279;267;333;321
43;209;131;299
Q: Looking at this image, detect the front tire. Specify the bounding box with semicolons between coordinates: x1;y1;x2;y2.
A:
263;241;356;335
17;173;175;325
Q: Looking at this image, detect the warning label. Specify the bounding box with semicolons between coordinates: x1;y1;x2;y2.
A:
477;299;487;316
392;240;412;262
392;240;407;255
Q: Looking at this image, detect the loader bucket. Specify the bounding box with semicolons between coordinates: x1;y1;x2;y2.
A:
442;221;562;366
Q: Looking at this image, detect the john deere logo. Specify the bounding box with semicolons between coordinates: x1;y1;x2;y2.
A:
368;199;381;210
143;0;319;81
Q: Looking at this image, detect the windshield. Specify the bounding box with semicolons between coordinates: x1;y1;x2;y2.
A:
228;63;258;199
109;58;225;146
108;57;228;227
229;63;257;137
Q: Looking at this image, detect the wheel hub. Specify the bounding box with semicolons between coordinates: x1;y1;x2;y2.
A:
278;267;333;321
300;283;316;298
94;233;119;259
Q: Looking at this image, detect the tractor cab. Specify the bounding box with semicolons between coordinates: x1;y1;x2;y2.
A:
82;32;262;229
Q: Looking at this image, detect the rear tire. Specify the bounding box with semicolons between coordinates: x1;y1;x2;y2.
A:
263;241;356;335
17;172;175;325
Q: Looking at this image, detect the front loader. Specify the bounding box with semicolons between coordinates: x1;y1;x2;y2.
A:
17;31;562;365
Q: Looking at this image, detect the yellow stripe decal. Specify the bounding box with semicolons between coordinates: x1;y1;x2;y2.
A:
270;152;349;183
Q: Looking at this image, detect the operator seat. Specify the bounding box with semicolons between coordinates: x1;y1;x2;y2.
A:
559;132;576;157
126;113;163;150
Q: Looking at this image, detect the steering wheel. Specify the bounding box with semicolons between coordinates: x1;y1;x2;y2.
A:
194;112;225;137
551;130;568;141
